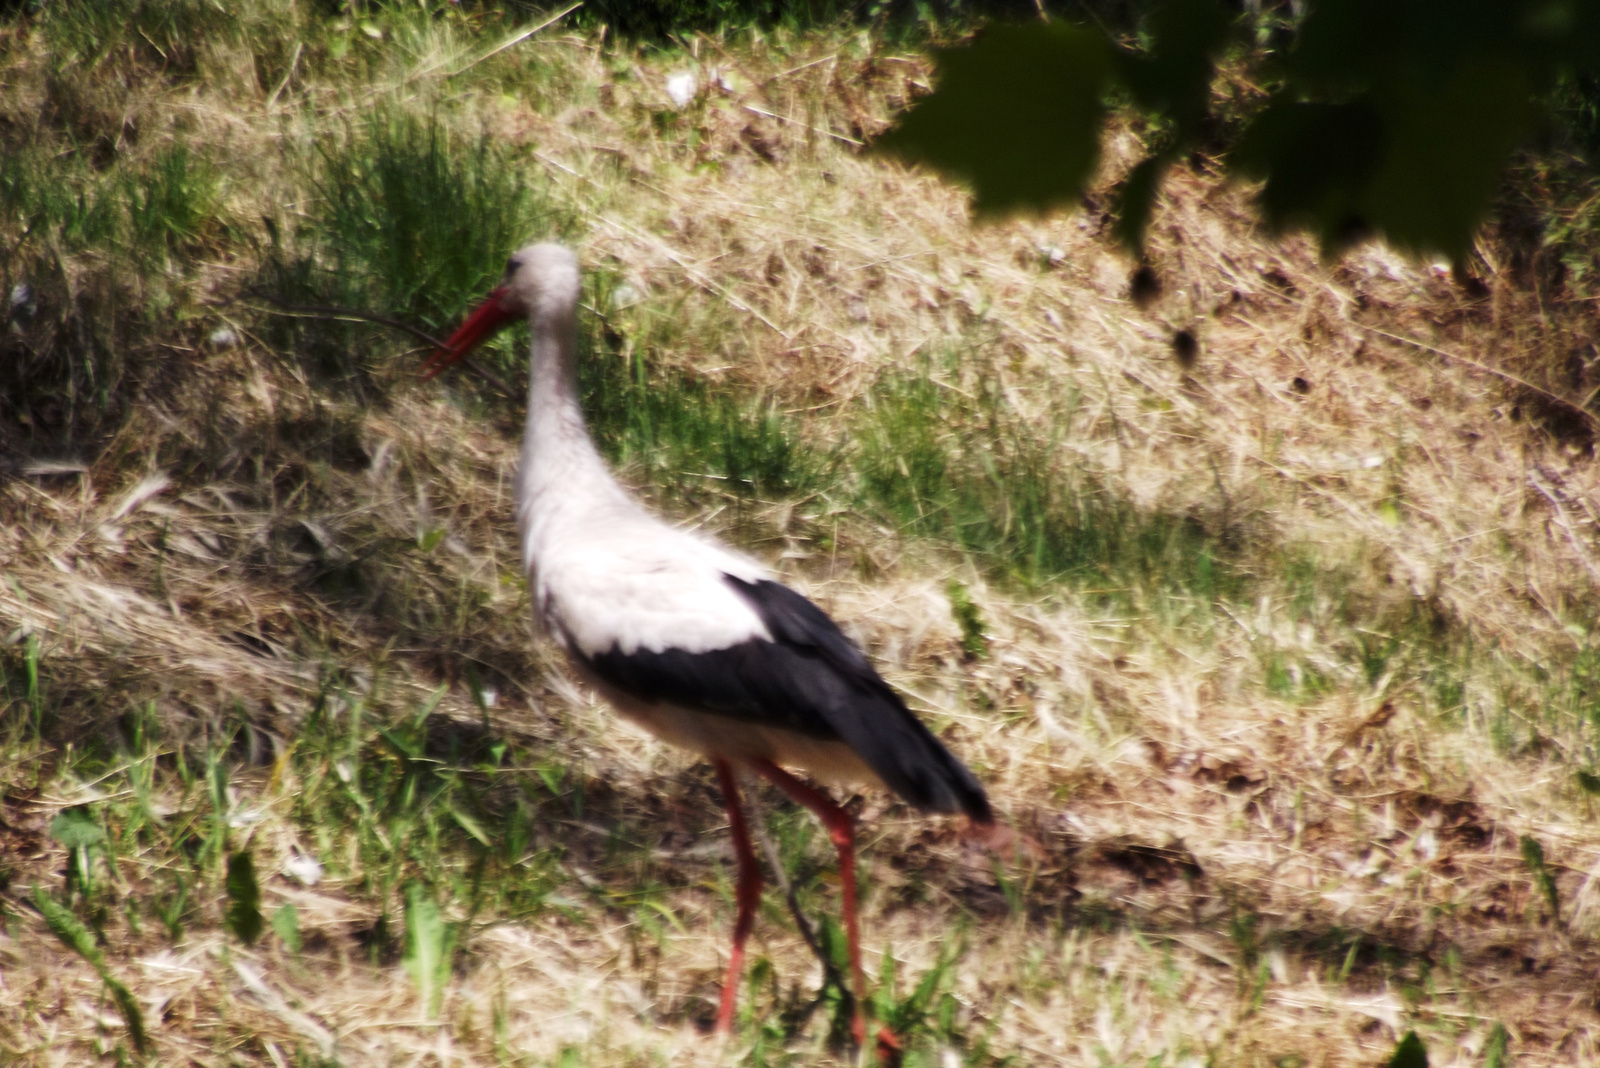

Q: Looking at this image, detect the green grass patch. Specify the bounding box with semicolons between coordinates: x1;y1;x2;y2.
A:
262;106;559;379
4;642;1023;1056
565;323;1252;607
0;130;227;452
852;360;1245;599
35;0;218;75
283;686;566;942
0;650;573;969
0;138;223;271
580;340;820;502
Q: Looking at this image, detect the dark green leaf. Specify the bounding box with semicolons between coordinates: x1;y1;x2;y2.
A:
1236;60;1538;260
1293;0;1597;92
225;851;264;946
1577;769;1600;795
1362;61;1540;260
877;22;1113;216
1231;99;1386;250
1388;1030;1428;1068
882;0;1600;259
1236;0;1583;259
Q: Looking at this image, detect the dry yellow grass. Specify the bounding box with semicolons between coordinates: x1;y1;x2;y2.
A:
4;12;1600;1067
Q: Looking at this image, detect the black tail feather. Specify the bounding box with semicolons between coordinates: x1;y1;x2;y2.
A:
726;576;992;822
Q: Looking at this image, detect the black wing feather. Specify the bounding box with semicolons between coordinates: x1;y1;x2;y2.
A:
580;575;991;821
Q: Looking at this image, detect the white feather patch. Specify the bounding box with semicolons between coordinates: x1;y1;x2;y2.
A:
536;517;772;657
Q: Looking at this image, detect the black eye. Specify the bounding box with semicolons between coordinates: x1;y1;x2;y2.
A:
505;256;521;276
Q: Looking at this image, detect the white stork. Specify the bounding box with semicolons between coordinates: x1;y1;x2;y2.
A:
425;243;992;1040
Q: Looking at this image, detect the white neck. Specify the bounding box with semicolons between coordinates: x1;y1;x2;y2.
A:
516;293;633;569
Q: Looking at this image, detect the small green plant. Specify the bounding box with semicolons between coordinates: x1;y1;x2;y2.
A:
872;940;966;1056
32;886;148;1055
812;913;859;1047
1520;834;1561;924
264;108;557;380
156;877;190;944
125;145;221;264
272;902;303;955
403;882;458;1018
48;808;106;903
946;579;989;660
3;632;48;741
318;109;547;327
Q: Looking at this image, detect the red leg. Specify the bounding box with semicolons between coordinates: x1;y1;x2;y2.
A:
748;758;867;1047
713;759;762;1034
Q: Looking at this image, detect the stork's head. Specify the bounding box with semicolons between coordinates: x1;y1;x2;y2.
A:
424;242;580;378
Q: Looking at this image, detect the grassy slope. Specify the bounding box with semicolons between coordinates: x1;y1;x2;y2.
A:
4;4;1600;1066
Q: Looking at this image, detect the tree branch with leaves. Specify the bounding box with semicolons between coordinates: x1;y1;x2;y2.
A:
880;0;1600;266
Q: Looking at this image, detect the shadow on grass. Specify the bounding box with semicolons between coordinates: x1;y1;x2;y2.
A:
0;143;225;466
854;361;1255;602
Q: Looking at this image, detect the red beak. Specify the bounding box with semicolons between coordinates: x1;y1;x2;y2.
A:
422;287;517;379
